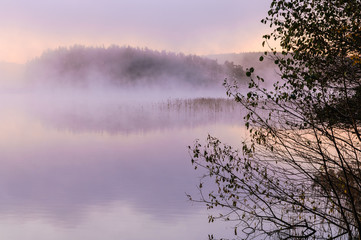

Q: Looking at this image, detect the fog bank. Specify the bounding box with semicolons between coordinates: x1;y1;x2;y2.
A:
25;45;246;92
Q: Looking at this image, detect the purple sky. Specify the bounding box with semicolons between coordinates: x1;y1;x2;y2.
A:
0;0;272;63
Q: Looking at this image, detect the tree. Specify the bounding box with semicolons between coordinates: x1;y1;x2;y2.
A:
26;45;244;88
189;0;361;239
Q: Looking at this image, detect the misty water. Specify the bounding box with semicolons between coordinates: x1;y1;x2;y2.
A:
0;86;247;240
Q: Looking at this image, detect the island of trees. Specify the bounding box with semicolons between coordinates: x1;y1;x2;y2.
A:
26;45;245;89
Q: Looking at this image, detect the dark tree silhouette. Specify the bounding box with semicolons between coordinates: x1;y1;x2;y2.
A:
190;0;361;239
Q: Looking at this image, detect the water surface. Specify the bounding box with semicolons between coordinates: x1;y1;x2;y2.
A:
0;91;245;240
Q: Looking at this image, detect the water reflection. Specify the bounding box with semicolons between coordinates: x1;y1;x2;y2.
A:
28;97;243;134
0;94;246;240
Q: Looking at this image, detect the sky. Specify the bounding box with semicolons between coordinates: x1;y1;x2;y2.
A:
0;0;272;64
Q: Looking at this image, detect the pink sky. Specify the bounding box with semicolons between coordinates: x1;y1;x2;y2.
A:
0;0;272;63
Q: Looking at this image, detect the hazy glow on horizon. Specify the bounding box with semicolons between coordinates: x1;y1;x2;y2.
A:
0;0;272;63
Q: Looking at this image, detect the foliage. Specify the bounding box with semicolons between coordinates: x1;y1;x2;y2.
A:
190;0;361;239
26;45;245;88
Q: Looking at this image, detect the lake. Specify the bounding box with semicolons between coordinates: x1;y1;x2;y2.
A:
0;89;246;240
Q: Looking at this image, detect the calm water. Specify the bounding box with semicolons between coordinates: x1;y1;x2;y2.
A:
0;90;246;240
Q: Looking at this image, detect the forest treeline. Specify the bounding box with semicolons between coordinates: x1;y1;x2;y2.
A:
26;45;245;88
207;52;280;80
